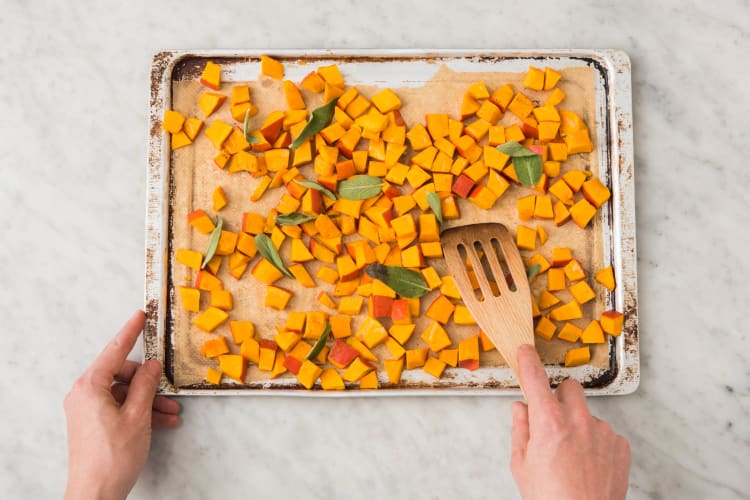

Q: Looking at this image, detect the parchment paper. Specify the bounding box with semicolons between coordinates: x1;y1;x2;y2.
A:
169;63;605;387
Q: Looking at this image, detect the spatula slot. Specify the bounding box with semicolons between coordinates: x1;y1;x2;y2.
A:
473;241;502;297
490;237;515;293
456;243;485;302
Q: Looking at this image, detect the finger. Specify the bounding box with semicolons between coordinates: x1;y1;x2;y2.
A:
115;360;141;383
153;396;181;415
555;378;589;414
111;383;128;405
152;410;181;429
88;310;146;384
510;401;530;463
517;344;555;410
122;359;161;415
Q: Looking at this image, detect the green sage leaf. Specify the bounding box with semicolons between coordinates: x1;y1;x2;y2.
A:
254;233;294;279
200;216;223;269
275;212;317;226
513;155;543;187
338;175;384;200
496;140;536;157
290;97;339;149
526;264;542;281
306;322;331;361
243;108;260;144
364;264;430;298
426;191;443;225
510;264;543;292
295;179;337;200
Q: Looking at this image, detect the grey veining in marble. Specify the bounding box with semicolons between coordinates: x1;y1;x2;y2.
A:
0;0;748;499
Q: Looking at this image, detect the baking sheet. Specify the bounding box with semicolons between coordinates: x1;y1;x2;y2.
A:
144;50;638;395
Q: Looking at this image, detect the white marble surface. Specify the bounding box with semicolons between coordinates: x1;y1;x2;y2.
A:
1;0;748;498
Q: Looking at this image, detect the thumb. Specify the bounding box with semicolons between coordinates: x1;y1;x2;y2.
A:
123;360;161;417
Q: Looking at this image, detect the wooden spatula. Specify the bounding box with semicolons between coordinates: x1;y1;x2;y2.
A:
441;222;534;380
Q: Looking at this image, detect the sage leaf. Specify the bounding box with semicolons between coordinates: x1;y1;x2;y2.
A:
338;175;384;200
510;264;543;291
306;322;331;361
254;233;294;279
496;140;536;157
426;191;443;225
243;108;260;144
275;212;317;226
200;215;223;269
295;179;337;200
513;155;543;186
364;264;430;298
496;141;542;186
290;97;339;149
526;264;542;281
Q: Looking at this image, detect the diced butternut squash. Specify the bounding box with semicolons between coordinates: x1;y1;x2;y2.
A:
600;310;624;336
405;348;429;369
420;321;452;352
550;301;583;321
581;319;605;343
457;335;480;370
423;357;447;379
535;316;557;341
564;347;590;367
384;358;404;384
595;266;616;291
200;336;230;358
192;307;228;333
229;321;255;345
297;360;322;389
218;354;246;382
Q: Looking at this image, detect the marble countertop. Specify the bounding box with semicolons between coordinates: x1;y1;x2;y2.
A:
1;1;748;499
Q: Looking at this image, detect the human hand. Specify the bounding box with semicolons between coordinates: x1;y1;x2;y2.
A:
510;344;631;500
64;310;180;500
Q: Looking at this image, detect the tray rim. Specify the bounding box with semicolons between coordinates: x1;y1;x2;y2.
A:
144;48;638;396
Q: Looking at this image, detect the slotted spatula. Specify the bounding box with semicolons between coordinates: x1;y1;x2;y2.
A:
441;223;534;380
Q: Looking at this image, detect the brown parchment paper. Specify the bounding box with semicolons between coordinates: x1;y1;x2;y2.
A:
169;63;605;388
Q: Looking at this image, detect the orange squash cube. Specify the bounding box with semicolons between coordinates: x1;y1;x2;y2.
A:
582;178;612;208
178;286;200;312
516;225;537;250
200;337;230;358
439;348;459;367
550;301;583;321
564;347;591;367
250;258;284;285
405;348;429;369
297;360;323;389
265;285;292;310
199;61;221;90
425;294;455;325
570;199;597;228
260;55;284;79
581;320;605;343
420;321;452;352
423;357;447;379
209;289;233;311
192;307;229;333
535;316;557;341
523;66;545;91
595;266;616;291
600;310;624;336
458;335;480;370
218;354;246;382
384;358;405;384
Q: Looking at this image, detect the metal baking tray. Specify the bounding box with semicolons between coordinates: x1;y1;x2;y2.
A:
144;49;638;396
